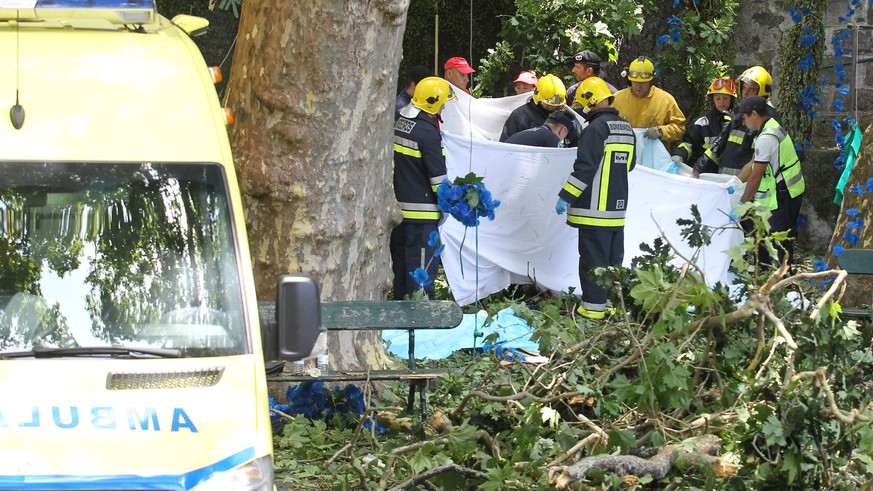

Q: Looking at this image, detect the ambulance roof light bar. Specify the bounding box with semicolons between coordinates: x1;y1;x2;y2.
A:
0;0;157;25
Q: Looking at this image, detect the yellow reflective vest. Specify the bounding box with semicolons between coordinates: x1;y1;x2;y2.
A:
754;118;806;210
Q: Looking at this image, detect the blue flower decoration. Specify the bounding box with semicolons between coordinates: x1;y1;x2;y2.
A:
844;231;860;245
436;173;501;227
427;230;440;247
834;244;845;256
656;34;671;47
410;267;433;287
846;208;859;216
813;259;828;272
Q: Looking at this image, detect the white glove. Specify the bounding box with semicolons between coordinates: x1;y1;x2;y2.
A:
671;155;683;163
644;127;662;139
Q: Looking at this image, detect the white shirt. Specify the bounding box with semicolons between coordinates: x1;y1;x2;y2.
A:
753;130;781;182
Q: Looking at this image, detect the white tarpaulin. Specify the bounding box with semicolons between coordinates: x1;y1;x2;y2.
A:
436;88;743;306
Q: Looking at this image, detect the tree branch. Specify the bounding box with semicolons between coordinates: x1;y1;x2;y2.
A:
386;464;489;491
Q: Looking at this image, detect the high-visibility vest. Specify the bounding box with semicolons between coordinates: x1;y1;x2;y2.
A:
754;118;805;210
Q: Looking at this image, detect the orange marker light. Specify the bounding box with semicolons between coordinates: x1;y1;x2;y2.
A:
209;66;222;84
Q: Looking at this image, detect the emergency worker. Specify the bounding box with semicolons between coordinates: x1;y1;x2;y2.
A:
671;77;736;165
500;74;570;142
566;50;617;105
737;96;805;269
692;65;779;177
611;56;686;147
391;77;456;299
504;110;573;148
556;77;638;320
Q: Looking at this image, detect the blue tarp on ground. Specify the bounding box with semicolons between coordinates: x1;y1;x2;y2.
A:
382;307;540;360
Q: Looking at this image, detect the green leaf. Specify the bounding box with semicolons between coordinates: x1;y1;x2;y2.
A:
781;449;800;484
761;415;787;447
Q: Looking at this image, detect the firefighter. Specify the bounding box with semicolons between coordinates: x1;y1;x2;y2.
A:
737;95;805;269
692;65;779;177
671;77;736;166
556;77;638;319
500;73;570;142
391;77;456;299
611;56;686;147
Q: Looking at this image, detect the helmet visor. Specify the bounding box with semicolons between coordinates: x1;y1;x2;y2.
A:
627;70;653;80
540;94;566;111
711;78;736;92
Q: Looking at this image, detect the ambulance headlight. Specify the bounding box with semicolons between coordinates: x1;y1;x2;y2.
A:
197;455;273;491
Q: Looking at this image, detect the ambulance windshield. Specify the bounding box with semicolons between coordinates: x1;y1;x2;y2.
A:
0;162;247;357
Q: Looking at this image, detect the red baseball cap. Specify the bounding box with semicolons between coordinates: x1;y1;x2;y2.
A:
444;57;476;74
513;71;537;86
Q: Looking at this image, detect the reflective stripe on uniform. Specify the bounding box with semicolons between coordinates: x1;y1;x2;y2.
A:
394;143;422;158
727;129;745;145
562;175;587;197
402;210;441;220
567;215;625;227
398;201;439;212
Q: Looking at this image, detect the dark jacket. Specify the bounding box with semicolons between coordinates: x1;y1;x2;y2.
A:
500;99;551;142
559;107;638;230
504;125;560;148
672;108;732;164
393;111;447;223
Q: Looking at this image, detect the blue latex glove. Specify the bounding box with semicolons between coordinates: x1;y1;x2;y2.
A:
729;201;745;222
555;198;568;215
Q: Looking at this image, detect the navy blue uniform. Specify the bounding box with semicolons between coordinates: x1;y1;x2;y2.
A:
558;107;637;312
391;111;447;299
505;125;560;148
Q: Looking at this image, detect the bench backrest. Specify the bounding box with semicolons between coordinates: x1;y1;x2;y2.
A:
258;300;463;330
837;249;873;275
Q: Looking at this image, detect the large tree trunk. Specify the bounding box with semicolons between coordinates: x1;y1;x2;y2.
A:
826;121;873;307
226;1;409;370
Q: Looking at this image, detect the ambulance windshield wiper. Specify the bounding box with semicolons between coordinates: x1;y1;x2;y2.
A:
0;346;183;359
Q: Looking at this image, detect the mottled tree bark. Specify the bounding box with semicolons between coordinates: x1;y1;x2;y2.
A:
226;0;410;369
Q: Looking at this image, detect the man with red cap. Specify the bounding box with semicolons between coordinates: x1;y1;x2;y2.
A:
443;56;476;94
512;71;537;95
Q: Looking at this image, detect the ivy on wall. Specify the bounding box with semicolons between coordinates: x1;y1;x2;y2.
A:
777;0;828;149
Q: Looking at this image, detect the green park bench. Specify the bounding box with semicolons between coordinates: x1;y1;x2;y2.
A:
260;300;464;421
837;248;873;320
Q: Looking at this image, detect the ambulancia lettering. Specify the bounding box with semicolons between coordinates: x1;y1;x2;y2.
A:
0;406;198;432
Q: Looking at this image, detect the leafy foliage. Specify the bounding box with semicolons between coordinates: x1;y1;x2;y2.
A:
272;206;873;489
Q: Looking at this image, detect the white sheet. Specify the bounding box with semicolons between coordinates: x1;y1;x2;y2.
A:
436;90;743;306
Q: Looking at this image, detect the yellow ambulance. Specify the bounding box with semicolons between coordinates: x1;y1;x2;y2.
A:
0;1;324;489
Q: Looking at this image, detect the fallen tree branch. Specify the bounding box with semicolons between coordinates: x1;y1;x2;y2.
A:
553;434;736;488
386;464;488;491
791;368;871;424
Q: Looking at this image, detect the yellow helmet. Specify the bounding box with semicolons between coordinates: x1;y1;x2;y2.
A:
706;77;737;97
572;77;613;114
738;66;773;98
531;74;567;111
627;56;655;82
411;77;457;115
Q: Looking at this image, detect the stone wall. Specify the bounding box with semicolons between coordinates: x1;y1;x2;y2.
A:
734;0;871;252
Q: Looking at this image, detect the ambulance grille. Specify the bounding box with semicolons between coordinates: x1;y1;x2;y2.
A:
106;367;225;390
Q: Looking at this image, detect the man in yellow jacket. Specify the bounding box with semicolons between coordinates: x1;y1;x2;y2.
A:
611;56;686;148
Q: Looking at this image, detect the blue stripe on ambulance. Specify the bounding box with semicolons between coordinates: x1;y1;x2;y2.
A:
0;447;255;490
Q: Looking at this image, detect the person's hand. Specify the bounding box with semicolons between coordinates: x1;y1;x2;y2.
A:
671;155;683;164
644;127;662;139
729;200;745;222
555;198;568;215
